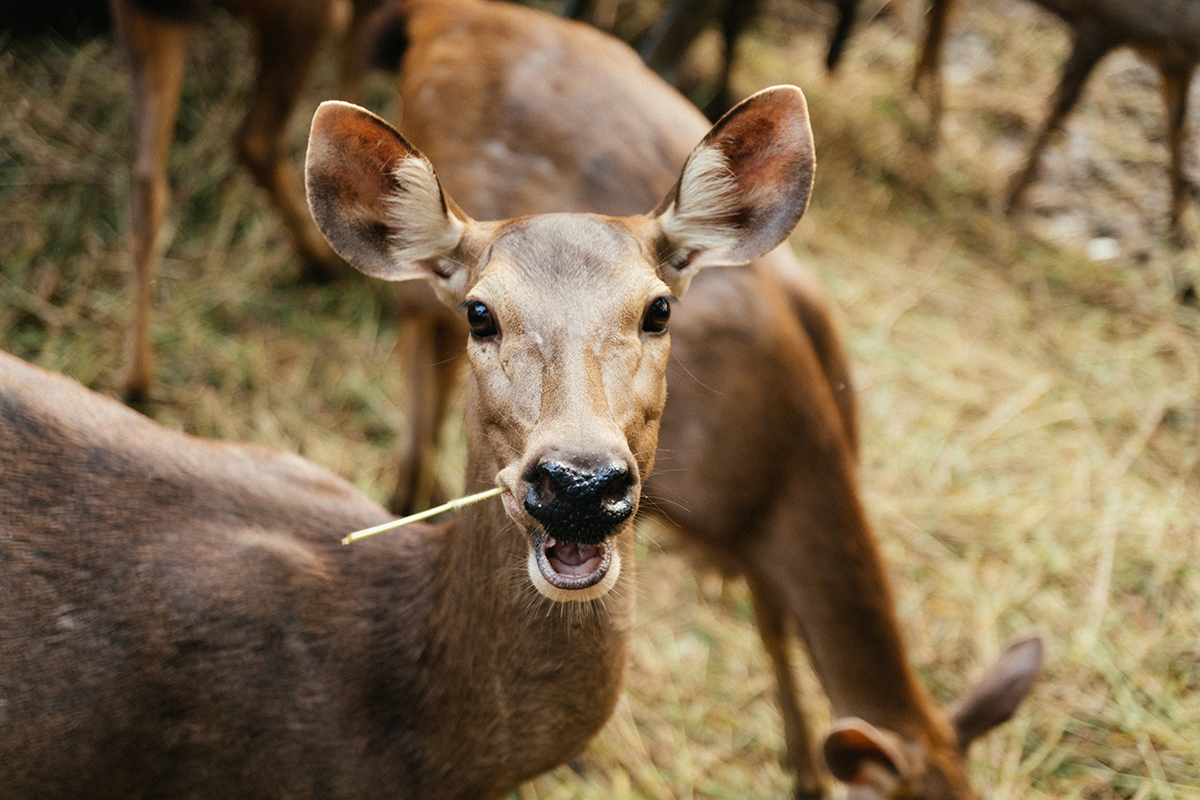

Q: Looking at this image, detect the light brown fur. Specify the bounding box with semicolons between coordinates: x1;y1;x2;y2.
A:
0;348;632;799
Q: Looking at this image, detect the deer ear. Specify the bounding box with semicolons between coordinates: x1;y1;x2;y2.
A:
823;718;914;796
949;634;1045;748
305;100;472;302
652;84;815;295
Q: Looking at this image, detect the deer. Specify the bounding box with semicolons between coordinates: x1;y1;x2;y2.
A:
365;0;1044;797
0;85;815;797
560;0;861;119
912;0;1200;235
108;0;387;405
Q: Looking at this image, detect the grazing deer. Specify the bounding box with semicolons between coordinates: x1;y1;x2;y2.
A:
562;0;861;118
109;0;384;404
0;85;814;797
367;0;1044;797
913;0;1200;233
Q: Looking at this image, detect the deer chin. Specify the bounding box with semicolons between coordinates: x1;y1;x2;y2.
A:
526;530;621;603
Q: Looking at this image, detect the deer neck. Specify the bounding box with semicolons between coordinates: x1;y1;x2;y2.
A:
768;472;949;743
403;442;635;786
347;447;635;796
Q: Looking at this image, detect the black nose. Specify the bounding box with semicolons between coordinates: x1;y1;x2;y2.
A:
523;461;635;545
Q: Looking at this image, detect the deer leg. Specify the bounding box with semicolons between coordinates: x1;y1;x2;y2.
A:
241;8;344;282
558;0;589;19
639;0;727;83
746;575;825;800
824;0;858;73
559;0;620;30
1159;63;1196;239
391;285;465;515
912;0;956;141
701;0;760;121
110;0;191;404
1007;21;1118;215
332;0;384;102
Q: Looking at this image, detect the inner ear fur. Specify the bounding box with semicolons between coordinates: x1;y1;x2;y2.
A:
653;84;816;289
305;100;471;294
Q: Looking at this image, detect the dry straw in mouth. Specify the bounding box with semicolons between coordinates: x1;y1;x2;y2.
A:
342;487;508;545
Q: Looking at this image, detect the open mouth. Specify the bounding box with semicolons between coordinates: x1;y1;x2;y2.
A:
527;529;621;603
534;530;610;588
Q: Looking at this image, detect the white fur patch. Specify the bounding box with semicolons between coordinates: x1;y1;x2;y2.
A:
383;157;465;266
659;144;741;255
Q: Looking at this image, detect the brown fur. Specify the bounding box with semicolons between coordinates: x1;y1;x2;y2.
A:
0;349;632;799
367;1;1044;797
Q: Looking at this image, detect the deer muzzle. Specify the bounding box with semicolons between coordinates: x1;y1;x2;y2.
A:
517;459;636;602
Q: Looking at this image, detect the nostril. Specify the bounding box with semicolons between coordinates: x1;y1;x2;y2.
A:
527;469;557;509
523;464;555;519
523;462;571;518
597;467;633;513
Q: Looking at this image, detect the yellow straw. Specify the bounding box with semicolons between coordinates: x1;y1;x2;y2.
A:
342;486;508;545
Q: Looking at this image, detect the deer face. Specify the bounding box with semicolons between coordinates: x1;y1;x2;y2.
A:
305;86;814;602
462;214;672;599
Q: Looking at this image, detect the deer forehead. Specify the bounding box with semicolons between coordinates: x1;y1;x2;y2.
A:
470;214;670;336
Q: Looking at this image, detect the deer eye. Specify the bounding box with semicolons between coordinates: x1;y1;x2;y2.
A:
642;297;672;334
466;301;499;339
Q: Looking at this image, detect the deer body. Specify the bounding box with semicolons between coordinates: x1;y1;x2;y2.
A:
1;75;818;795
368;1;1044;798
0;349;631;798
915;0;1200;231
561;0;860;119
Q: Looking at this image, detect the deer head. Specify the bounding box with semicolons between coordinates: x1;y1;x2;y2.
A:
305;86;815;603
823;635;1045;799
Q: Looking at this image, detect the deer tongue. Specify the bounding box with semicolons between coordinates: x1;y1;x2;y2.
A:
531;530;612;591
545;537;604;577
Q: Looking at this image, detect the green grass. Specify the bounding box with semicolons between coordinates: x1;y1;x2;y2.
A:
3;1;1200;797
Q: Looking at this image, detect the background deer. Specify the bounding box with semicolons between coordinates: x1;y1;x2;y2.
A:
0;85;814;797
562;0;861;118
109;0;387;404
912;0;1200;234
366;0;1043;797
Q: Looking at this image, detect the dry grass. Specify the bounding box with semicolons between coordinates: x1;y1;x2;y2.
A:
3;0;1200;797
